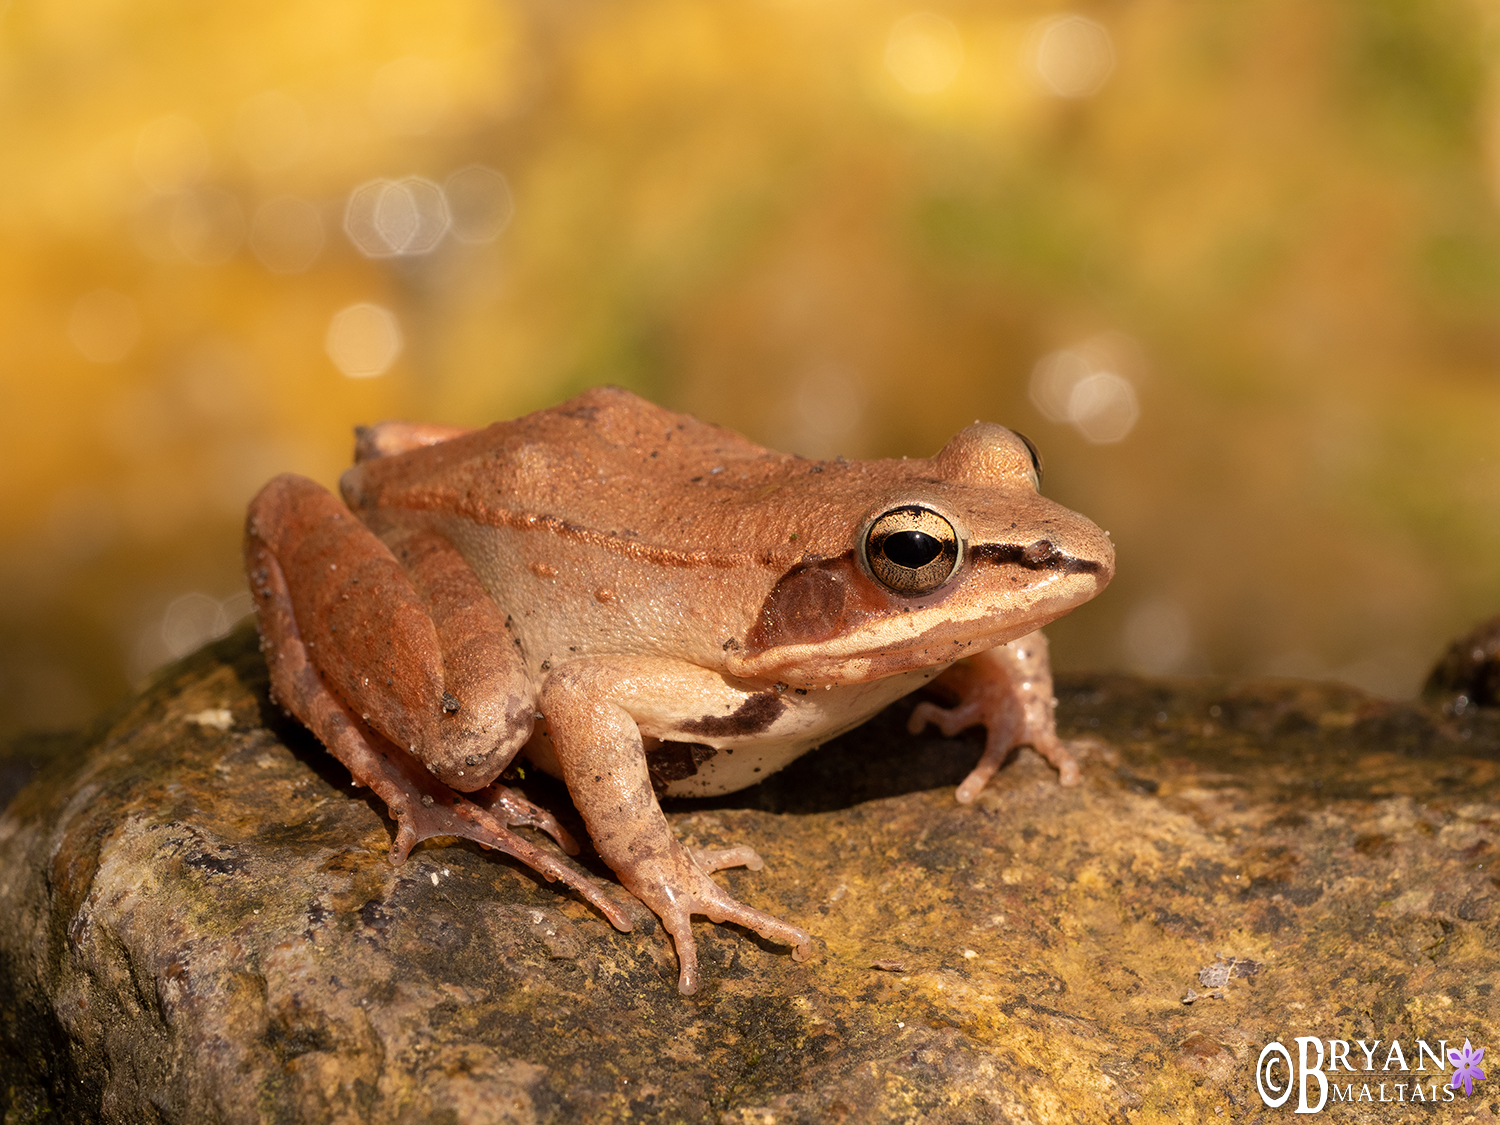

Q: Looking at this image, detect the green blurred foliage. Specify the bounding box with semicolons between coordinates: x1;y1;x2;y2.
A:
2;0;1500;736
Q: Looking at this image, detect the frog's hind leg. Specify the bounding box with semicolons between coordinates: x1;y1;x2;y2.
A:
245;473;631;931
907;630;1081;802
250;473;536;789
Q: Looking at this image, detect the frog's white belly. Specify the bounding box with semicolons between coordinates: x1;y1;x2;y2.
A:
521;659;953;798
652;665;944;797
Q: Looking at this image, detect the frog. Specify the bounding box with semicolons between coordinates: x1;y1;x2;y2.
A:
244;385;1114;994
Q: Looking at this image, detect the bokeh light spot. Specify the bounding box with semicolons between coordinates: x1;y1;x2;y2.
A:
69;289;141;363
235;90;312;174
133;591;256;680
1030;342;1140;443
161;592;227;659
1067;372;1139;443
885;12;964;95
326;303;403;378
1030;349;1091;422
344;176;451;257
134;114;211;192
250;196;324;273
445;165;515;244
369;56;450;137
1029;15;1115;98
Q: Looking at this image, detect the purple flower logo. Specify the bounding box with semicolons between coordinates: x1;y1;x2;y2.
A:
1449;1039;1487;1097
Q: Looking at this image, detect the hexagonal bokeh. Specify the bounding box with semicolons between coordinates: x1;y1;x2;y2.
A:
343;176;450;258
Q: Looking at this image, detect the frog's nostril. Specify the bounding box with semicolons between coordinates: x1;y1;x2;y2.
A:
1022;540;1060;566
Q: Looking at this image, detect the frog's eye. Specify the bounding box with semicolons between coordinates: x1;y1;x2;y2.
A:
863;506;961;596
1013;430;1043;489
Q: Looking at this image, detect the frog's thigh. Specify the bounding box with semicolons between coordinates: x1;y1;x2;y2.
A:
540;658;812;995
247;473;533;789
245;495;631;928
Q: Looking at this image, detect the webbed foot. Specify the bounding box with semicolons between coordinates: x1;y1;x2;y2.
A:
908;630;1081;802
363;739;634;931
620;840;811;995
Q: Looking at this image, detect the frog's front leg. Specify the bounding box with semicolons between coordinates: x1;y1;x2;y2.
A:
245;474;632;930
907;630;1080;801
540;659;813;995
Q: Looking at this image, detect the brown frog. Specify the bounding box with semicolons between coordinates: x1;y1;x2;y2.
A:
245;386;1113;993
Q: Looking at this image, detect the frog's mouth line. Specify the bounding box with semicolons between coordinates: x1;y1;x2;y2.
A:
731;569;1098;685
968;541;1104;576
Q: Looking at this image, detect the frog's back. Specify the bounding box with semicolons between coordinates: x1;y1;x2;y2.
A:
340;387;878;565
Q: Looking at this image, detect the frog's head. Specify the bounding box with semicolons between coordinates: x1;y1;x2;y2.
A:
728;422;1114;685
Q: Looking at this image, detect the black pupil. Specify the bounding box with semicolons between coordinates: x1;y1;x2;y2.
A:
881;530;942;569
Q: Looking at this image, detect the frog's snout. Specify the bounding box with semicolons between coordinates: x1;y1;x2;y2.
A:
1061;526;1116;595
970;532;1112;585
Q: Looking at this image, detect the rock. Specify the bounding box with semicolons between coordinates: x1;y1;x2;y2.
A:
3;624;1500;1122
1426;612;1500;710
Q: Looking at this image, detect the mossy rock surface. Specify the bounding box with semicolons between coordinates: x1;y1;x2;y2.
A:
2;624;1499;1123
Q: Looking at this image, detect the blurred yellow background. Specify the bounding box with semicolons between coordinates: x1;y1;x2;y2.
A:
4;0;1500;738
